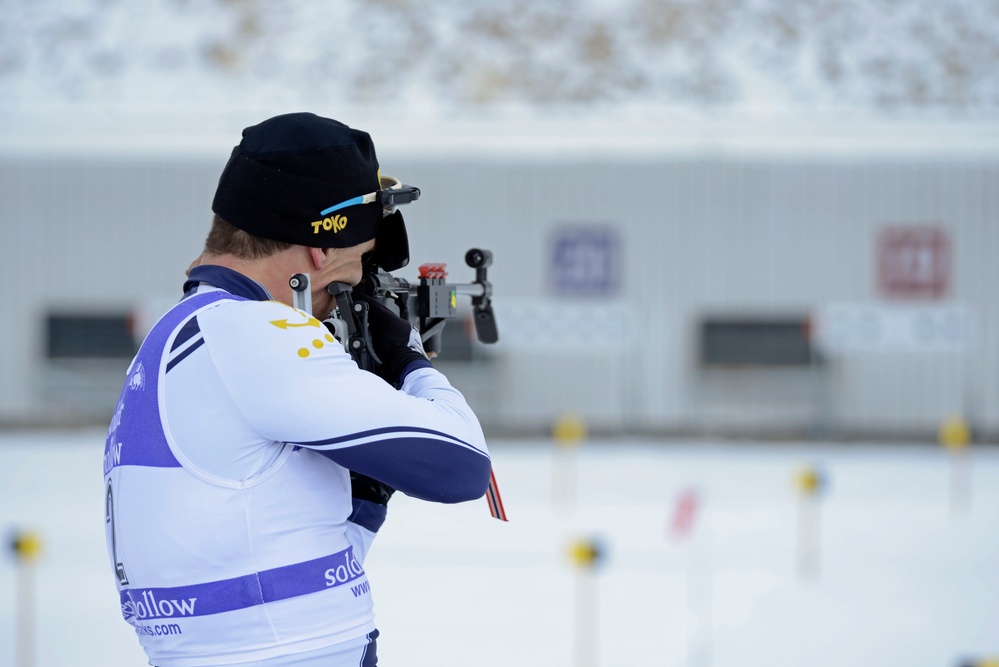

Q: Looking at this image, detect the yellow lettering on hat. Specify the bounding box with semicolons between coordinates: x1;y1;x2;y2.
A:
310;215;348;234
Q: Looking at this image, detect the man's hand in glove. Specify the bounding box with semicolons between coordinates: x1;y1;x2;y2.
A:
350;471;395;506
350;291;432;386
347;471;395;534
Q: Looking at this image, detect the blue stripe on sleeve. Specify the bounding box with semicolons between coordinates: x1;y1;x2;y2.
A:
397;358;434;385
295;425;476;451
314;436;491;503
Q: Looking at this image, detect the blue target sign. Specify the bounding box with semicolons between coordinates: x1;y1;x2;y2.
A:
549;226;620;296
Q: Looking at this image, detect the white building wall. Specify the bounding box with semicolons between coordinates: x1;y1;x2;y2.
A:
0;150;995;438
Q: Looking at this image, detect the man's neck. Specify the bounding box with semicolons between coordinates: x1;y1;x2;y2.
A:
196;250;308;307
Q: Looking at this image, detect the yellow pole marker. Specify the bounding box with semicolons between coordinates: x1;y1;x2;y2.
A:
568;538;602;568
553;412;588;445
11;531;43;562
567;537;604;667
939;414;971;451
795;467;822;496
793;465;825;580
552;412;587;508
939;414;972;516
10;529;43;667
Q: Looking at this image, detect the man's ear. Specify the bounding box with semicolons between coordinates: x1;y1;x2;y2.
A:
308;247;330;271
186;253;204;277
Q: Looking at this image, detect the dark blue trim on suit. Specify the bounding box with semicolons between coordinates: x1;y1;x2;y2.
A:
360;629;379;667
166;337;205;373
297;425;476;450
314;436;491;503
184;264;271;302
170;317;202;352
397;358;434;385
348;499;388;533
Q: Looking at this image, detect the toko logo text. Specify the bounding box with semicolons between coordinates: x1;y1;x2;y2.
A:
311;214;347;234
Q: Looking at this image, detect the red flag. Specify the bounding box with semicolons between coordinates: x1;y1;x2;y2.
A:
670;488;699;539
486;468;507;521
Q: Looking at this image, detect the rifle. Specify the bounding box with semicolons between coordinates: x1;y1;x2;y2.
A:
288;247;506;521
323;247;498;372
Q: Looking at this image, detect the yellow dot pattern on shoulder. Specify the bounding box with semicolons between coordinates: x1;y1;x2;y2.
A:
298;337;334;358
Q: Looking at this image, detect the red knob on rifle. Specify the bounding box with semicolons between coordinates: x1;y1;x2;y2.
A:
418;263;448;281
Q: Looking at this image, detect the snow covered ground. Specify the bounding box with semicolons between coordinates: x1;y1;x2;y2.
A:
0;429;996;667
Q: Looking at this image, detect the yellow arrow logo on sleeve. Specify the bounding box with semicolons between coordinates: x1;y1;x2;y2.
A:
269;315;322;330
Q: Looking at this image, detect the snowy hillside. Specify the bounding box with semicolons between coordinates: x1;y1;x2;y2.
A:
1;0;998;154
3;0;998;115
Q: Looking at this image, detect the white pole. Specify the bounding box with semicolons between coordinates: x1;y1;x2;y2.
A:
12;530;42;667
569;538;603;667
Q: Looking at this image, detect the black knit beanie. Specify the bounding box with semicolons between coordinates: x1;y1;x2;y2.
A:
212;112;383;248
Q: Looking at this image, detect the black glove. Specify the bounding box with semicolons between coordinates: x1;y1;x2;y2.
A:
350;471;395;506
350;291;430;386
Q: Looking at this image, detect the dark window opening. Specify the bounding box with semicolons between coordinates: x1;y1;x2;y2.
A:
700;317;817;367
47;313;137;359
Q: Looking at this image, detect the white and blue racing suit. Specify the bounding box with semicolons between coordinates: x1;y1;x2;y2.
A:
103;265;491;666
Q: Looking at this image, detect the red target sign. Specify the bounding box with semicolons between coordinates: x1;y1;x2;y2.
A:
877;226;951;300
